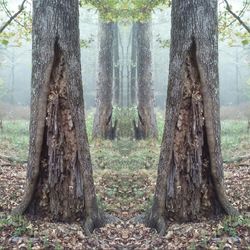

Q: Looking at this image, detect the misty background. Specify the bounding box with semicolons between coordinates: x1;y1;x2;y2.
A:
0;6;249;115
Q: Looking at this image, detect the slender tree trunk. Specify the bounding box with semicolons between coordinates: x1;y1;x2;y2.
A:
113;23;120;106
127;65;130;107
146;0;238;235
93;21;116;139
126;27;132;107
130;23;137;106
118;28;125;108
12;0;105;234
135;20;157;139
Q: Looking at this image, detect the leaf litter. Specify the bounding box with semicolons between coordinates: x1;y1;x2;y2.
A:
0;158;249;249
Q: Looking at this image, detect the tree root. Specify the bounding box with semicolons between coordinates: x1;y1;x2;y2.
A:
129;213;146;224
82;212;121;236
103;213;121;224
213;181;240;216
131;212;167;236
146;214;167;236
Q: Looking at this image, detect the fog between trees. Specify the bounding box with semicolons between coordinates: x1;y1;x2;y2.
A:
0;7;249;111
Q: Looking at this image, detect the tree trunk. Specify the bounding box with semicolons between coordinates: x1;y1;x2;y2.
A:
12;0;105;234
135;20;157;139
126;26;133;107
113;23;120;106
119;29;125;108
146;0;238;235
130;23;137;106
93;21;116;139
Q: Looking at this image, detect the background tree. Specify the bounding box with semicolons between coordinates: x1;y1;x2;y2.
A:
134;20;158;139
146;0;238;235
130;22;137;106
13;0;106;234
93;20;116;139
113;22;120;106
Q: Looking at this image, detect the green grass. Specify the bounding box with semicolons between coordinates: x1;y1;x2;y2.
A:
0;215;31;237
216;215;250;237
0;116;249;165
91;139;160;170
0;120;29;162
221;120;250;162
85;111;94;141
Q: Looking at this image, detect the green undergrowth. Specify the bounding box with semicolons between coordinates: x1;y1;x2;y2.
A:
0;120;29;162
221;120;250;162
94;169;156;217
91;138;160;171
0;116;249;165
0;214;31;237
216;215;250;238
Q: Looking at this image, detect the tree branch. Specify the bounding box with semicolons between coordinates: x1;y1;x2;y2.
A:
224;0;250;33
0;0;27;34
1;0;25;28
225;0;249;28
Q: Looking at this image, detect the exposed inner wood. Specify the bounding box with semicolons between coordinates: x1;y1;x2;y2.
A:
30;42;84;221
167;43;221;221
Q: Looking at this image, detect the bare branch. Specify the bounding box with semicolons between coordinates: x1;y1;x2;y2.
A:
0;0;27;34
225;0;249;28
1;0;25;28
224;0;250;33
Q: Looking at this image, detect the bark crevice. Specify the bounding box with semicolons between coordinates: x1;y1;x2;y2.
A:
165;41;223;221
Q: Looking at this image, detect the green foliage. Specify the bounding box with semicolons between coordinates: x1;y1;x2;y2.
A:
0;0;248;46
0;39;9;46
80;0;171;21
85;111;94;141
113;106;137;138
1;115;249;165
217;216;250;237
219;1;250;46
156;111;165;141
0;1;32;46
0;215;31;237
156;34;170;48
91;138;159;170
80;35;94;48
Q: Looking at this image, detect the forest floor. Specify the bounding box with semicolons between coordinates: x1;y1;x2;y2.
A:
0;119;249;249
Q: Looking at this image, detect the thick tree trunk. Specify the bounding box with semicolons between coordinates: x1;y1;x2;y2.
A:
130;23;137;106
135;20;157;139
93;21;116;139
12;0;105;234
146;0;238;235
113;23;120;106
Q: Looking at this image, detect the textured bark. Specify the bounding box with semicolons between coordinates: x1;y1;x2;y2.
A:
113;23;120;106
93;21;116;139
130;23;137;106
135;21;157;139
146;0;238;235
12;0;105;233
